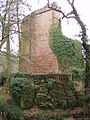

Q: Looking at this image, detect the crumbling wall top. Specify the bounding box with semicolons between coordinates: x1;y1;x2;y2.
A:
31;2;60;16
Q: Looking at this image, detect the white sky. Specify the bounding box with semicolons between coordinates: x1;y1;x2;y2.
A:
26;0;90;39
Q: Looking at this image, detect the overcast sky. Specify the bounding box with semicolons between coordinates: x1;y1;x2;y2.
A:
26;0;90;39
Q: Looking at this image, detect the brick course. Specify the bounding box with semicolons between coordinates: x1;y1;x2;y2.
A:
20;4;60;73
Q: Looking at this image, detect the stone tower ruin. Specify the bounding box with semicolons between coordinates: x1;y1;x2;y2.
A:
20;3;60;73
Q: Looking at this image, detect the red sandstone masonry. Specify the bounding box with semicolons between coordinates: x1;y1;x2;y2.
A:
20;3;60;73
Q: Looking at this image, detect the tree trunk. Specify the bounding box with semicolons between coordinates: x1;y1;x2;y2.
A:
83;42;90;114
6;6;11;81
16;0;21;71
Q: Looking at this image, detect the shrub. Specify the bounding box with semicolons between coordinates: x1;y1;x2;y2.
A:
9;78;35;109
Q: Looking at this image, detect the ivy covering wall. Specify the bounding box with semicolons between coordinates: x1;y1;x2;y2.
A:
49;21;85;73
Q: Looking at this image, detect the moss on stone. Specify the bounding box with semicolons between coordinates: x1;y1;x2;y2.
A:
9;78;35;109
36;93;54;110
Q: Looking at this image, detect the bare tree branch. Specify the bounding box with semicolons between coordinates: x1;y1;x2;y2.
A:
47;0;69;20
67;0;74;5
72;0;75;4
47;0;87;42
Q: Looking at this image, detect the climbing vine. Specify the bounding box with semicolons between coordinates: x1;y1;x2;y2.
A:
49;21;85;73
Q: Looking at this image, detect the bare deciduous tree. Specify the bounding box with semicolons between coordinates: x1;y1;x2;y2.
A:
0;0;31;79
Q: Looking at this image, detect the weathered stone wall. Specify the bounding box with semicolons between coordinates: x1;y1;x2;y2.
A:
20;4;60;73
10;73;86;110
